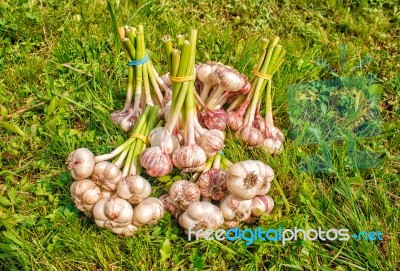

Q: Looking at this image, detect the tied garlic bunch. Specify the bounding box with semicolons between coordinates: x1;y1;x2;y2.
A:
161;153;276;233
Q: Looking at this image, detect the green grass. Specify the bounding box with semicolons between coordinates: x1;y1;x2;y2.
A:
0;0;399;270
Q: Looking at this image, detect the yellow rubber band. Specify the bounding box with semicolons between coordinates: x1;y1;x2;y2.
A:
169;74;196;83
130;133;148;144
253;69;272;80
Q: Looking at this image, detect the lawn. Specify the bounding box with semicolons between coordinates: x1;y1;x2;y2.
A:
0;0;399;270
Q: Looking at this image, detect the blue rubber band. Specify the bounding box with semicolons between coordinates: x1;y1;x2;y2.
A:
218;151;225;156
128;54;149;66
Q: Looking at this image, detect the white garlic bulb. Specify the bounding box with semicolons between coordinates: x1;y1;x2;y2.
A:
179;202;224;234
227;160;274;199
92;161;122;191
70;179;101;217
196;168;228;201
251;195;274;216
93;197;133;228
148;127;180;155
169;180;201;209
67;148;95;180
117;175;151;204
262;137;283;154
132;197;164;226
219;194;253;222
257;180;272;196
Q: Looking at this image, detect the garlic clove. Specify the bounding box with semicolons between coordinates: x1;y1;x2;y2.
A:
67;148;95;180
169;180;201;209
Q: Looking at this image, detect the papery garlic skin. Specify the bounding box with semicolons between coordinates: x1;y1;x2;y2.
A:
227;111;244;131
92;161;122;191
198;130;225;158
148;127;180;155
251;195;274;216
117;175;151;204
70;179;101;217
110;224;138;237
172;144;207;173
93;197;134;228
179;202;224;234
219;194;253;222
227;160;266;199
196;168;228;201
67;148;95;180
169;180;201;209
257;180;272;196
140;146;173;177
132;197;164;226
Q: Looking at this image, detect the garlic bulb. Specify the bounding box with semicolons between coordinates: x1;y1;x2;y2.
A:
172;144;207;173
235;125;264;147
227;110;244;131
169;180;201;209
201;109;228;131
100;190;115;199
93;197;134;228
140;146;173;177
257;180;272;196
132;197;164;226
67;148;95;180
251;195;274;216
262;137;283;155
227;160;274;199
70;179;101;217
110;224;138;237
117;175;151;204
196;168;227;201
148;127;180;155
92;161;122;191
179;201;224;233
219;194;253;222
159;194;182;218
198;129;225;158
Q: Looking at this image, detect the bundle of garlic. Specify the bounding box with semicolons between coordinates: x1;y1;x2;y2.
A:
110;25;170;131
228;37;286;153
67;28;283;237
160;154;276;234
68;105;165;236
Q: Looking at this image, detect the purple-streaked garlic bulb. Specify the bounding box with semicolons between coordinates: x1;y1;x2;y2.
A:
67;148;95;180
169;180;201;209
196;168;228;201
